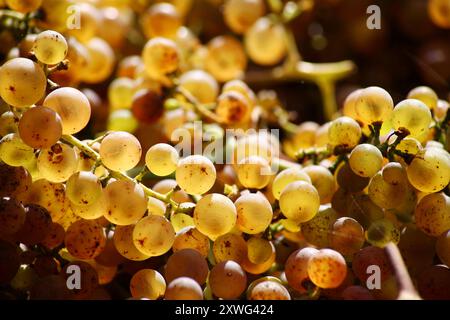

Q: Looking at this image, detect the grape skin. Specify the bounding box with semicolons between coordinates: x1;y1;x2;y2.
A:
133;215;175;257
285;247;319;293
64;220;106;260
113;225;150;261
33;30;68;65
307;249;348;289
213;233;248;264
176;155;216;195
279;181;320;223
209;261;247;299
164;249;209;285
130;269;166;300
100;132;142;172
173;226;210;257
165;277;203;300
235;192;273;234
349;144;384;178
145;143;179;177
249;281;291;300
0;197;26;236
37;143;79;183
415;192;450;237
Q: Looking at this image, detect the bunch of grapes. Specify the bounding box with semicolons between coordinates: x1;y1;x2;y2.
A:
0;0;449;302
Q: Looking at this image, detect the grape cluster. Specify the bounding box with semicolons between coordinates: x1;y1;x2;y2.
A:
0;0;449;302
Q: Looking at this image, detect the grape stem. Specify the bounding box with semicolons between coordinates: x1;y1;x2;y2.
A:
384;243;422;300
60;135;192;214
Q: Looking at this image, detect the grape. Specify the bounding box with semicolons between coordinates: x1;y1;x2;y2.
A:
246;237;273;264
165;249;209;285
145;143;179;177
108;77;136;111
30;275;71;300
117;55;143;78
113;225;150;261
285;247;319;293
43;87;91;135
279;181;320;223
236;156;273;190
398;226;436;277
336;162;370;193
417;265;450;300
40;222;65;250
153;179;190;203
301;206;338;248
352;246;392;283
140;3;182;39
130;269;166;300
381;162;407;185
222;80;256;106
15;204;52;246
366;218;401;248
0;133;35;167
436;230;450;266
213;233;248;264
407;86;438;110
171;213;195;233
368;171;413;210
176;155;216;195
272;167;312;200
62;261;99;300
65;220;106;260
328;116;362;148
105;179;146;224
209;261;247;299
33;30;68;65
193;194;237;240
100;132;142;172
205;36;247;82
173;226;210;257
329;217;365;258
0;164;31;198
242;245;276;275
67;3;101;43
303;166;335;204
349;144;384;178
143;37;180;79
133;215;175;257
249;280;291;300
307;249;347;289
178;70;218;104
435;99;449;121
10;265;38;291
354;87;394;125
165;277;203;300
71;190;108;220
132;89;164;124
37;143;79;183
95;230;125;267
415;192;450;237
244;17;287;66
224;0;265;34
341;286;374;300
235;192;273;234
343;89;363;120
18;106;63;149
232;133;278;168
57;207;81;231
406;148;450;193
0;58;46;108
19;179;69;222
107;109;139;133
0;197;26;236
81;38;115;84
428;0;450;29
6;0;42;13
391;99;432;138
0;240;20;284
216;91;252;124
66;172;102;207
147;197;166;217
0;111;18;138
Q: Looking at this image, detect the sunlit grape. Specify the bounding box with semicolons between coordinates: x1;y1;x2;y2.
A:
133;215;175;257
33;30;68;65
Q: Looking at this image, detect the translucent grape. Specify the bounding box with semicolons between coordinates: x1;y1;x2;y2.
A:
66;3;101;43
343;89;363;120
71;190;108;220
329;217;365;258
406;148;450;193
143;37;180;79
235;192;273;234
113;225;150;261
176;155;216;195
165;249;209;285
130;269;166;300
209;260;247;299
0;58;46;108
407;86;438;110
0;133;35;167
303;165;335;204
349;144;384;178
205;36;247;82
108;77;136;111
145;143;179;177
153;179;190;203
37;143;79;183
43;87;92;135
33;30;68;65
249;281;291;300
171;212;195;233
368;171;414;210
415;192;450;236
285;247;319;293
18;106;63;149
81;38;115;84
301;206;338;248
213;233;248;264
246;237;273;264
173;226;210;257
354;87;394;125
0;111;18;138
272;167;311;200
147;197;166;217
133;215;175;257
66;171;102;207
6;0;42;13
40;222;65;250
107;109;138;133
244;17;287;66
279;181;320;223
178;70;219;104
328;116;362;148
236;156;273;190
307;249;347;289
366;218;401;247
0;197;26;236
224;0;265;34
65;220;106;260
100;132;142;172
216;91;252;125
165;277;203;300
140;3;182;39
391;99;432;138
193;194;237;240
